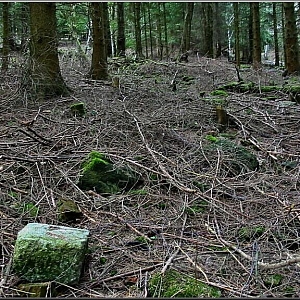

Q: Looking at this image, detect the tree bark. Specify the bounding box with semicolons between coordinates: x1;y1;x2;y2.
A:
162;3;169;58
272;3;280;67
248;3;253;64
147;3;154;59
180;2;194;53
133;3;143;58
103;3;112;57
233;3;240;68
213;3;221;58
116;2;125;57
142;3;148;59
156;3;163;59
27;3;69;99
252;3;261;69
2;3;9;72
283;2;300;74
89;2;109;80
202;3;213;57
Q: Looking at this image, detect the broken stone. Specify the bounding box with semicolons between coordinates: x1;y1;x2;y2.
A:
18;282;55;297
13;223;89;284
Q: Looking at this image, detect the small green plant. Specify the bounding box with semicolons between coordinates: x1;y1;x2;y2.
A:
185;200;208;215
99;257;107;265
8;191;19;199
238;225;265;241
16;202;39;217
264;274;283;287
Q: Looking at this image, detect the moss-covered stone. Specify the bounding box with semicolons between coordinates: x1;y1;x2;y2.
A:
77;151;142;196
18;282;56;297
57;199;83;223
70;102;85;117
13;223;89;284
204;138;259;176
283;84;300;103
148;270;221;297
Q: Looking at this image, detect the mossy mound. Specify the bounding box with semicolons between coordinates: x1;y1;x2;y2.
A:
204;138;259;176
70;102;85;117
219;82;280;94
148;270;221;297
283;84;300;103
210;89;228;97
77;151;142;196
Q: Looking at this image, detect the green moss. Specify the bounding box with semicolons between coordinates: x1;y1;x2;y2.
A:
185;200;208;215
13;223;89;284
148;270;221;297
78;151;142;196
99;257;107;265
128;189;148;195
238;226;265;241
210;90;228;97
182;75;195;82
192;181;209;192
259;85;280;93
70;102;85;117
204;138;259;175
205;134;219;143
264;274;283;287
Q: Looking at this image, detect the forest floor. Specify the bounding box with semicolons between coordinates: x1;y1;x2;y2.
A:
1;50;300;298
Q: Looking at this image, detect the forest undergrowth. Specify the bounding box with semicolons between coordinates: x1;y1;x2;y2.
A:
1;51;300;297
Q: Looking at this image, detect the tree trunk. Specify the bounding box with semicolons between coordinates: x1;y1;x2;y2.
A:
248;3;253;64
233;3;240;68
202;3;213;57
133;3;143;58
273;3;280;67
162;3;169;58
116;2;125;57
147;3;154;59
21;3;30;53
89;3;109;80
156;3;163;59
252;3;261;69
27;3;69;99
213;3;222;58
103;3;112;57
2;3;9;72
142;3;148;59
283;2;300;74
180;2;194;53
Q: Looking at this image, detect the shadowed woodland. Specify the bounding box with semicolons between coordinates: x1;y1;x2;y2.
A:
1;2;300;298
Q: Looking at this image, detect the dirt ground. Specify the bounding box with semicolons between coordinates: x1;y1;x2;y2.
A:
1;51;300;298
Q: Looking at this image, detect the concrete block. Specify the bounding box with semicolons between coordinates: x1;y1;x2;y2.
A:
13;223;89;284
